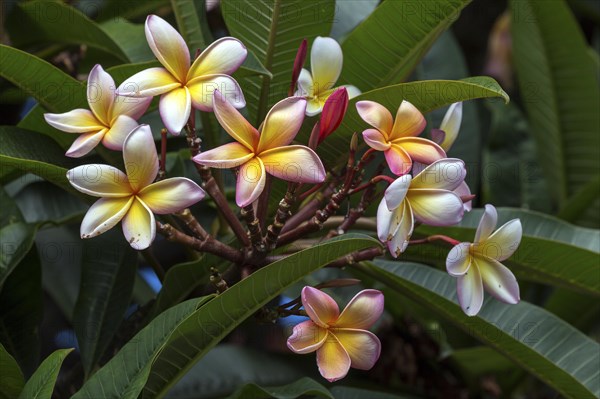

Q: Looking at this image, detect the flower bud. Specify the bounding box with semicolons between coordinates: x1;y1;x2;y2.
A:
289;38;308;96
319;87;349;144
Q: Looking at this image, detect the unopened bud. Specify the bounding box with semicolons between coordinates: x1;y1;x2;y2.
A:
350;132;358;152
461;194;476;203
308;121;320;150
319;88;349;144
289;39;308;96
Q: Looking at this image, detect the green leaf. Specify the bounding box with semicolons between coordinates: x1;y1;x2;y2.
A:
558;174;600;224
96;0;170;21
511;0;600;208
0;343;25;399
13;182;87;225
0;223;38;287
362;260;600;399
227;377;333;399
340;0;472;90
142;234;381;397
221;0;336;123
330;386;416;399
171;0;208;51
100;18;156;63
404;208;600;296
330;0;378;40
73;229;138;377
6;0;128;62
18;348;73;399
234;50;273;79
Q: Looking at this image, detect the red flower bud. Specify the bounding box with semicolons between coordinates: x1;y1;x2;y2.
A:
289;39;308;96
319;87;348;144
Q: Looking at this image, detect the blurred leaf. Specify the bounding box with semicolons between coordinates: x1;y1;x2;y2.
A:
73;229;138;377
558;175;600;224
97;0;170;21
361;260;600;399
17;348;73;399
100;18;156;63
0;342;25;398
330;0;378;40
450;346;516;388
544;288;600;332
340;0;472;91
13;181;87;224
330;386;417;399
227;377;332;399
0;186;23;226
171;0;208;51
0;223;38;287
221;0;336;124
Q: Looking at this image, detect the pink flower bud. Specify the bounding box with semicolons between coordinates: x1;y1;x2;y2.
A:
319;87;348;144
289;39;308;96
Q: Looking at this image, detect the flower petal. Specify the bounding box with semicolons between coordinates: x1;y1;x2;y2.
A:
236;157;266;207
102;115;139;151
446;242;472;276
188;74;245;112
394;137;446;164
67;164;131;197
123;125;158;192
122;198;156;250
257;97;307;153
80;196;133;239
188;37;247;79
457;262;484;316
356;101;393;134
117;67;181;97
87;64;115;126
310;37;343;94
305;97;323;116
335;290;384;329
384;175;412;210
260;145;325;184
476;256;520;304
384;144;412;176
411;158;466;191
44;109;104;133
482;219;522;261
387;200;414;257
301;286;339;328
475;204;498;243
145;15;190;82
407;189;464;226
192;142;254;168
362;129;391;151
210;89;258;150
65;130;107;158
110;96;152;124
376;198;394;242
159;86;191;135
295;68;313;98
390;100;426;139
287;320;327;354
455;181;473;212
344;85;361;99
332;329;381;370
138;177;205;214
439;102;463;151
316;334;351;382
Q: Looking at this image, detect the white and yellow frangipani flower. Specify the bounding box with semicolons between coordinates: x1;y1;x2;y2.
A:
377;158;467;257
446;204;522;316
67;124;205;250
117;15;247;135
295;36;360;116
44;64;151;157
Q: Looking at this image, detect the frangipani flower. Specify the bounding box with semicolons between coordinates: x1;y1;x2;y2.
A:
117;15;247;134
295;37;360;116
287;287;383;382
378;159;466;257
44;64;151;157
356;100;446;175
446;204;522;316
193;91;326;207
67;125;205;250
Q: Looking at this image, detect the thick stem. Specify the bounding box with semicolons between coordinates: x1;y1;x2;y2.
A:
241;205;265;252
256;175;272;229
325;246;385;268
174;208;208;239
157;128;168;181
281;181;336;234
408;235;461;246
265;183;298;250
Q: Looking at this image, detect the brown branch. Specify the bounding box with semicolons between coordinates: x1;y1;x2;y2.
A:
241;205;265;252
265;183;298;250
281;180;336;234
326;246;385;268
174;208;208;239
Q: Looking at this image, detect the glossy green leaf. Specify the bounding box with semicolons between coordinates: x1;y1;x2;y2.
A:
13;182;87;225
558;175;600;224
340;0;472;90
171;0;208;51
100;18;156;63
0;342;25;399
227;377;333;399
361;260;600;399
330;0;378;40
18;348;73;399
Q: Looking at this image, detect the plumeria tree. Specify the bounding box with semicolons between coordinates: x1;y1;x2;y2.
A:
0;1;598;398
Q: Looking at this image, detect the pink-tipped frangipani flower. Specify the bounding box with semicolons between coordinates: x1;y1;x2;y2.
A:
193;90;326;207
44;64;151;158
446;204;522;316
295;37;360;116
378;159;466;257
356;100;446;176
287;287;384;382
117;15;247;135
67;124;205;250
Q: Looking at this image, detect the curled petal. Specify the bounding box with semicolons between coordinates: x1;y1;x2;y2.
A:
110;96;152;123
387;201;414;257
159;86;191;135
430;128;446;146
295;68;313;98
65;130;107;158
376;198;394;242
117;67;181;97
310;37;343;94
475;204;498;243
439;102;463;151
102;115;138;151
123;125;158;192
316;334;351;382
188;36;247;79
44;109;104;133
335;290;384;329
455;181;473;212
411;158;466;191
476;257;520;304
394;137;446;165
122;198;156;250
481;219;522;261
332;329;381;370
362;129;390;151
67;164;131;197
80;196;133;239
384;175;412;210
408;189;464;226
305;97;323;117
390;100;426;139
384;144;412;176
260;146;325;184
145;15;190;82
446;242;472;276
188;74;245;112
456;261;484;316
210;89;258;150
287;320;327;354
236;157;266;207
257;97;307;153
356;101;393;134
192;142;254;168
343;85;361;99
301;286;340;328
138;178;205;214
87;64;115;126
